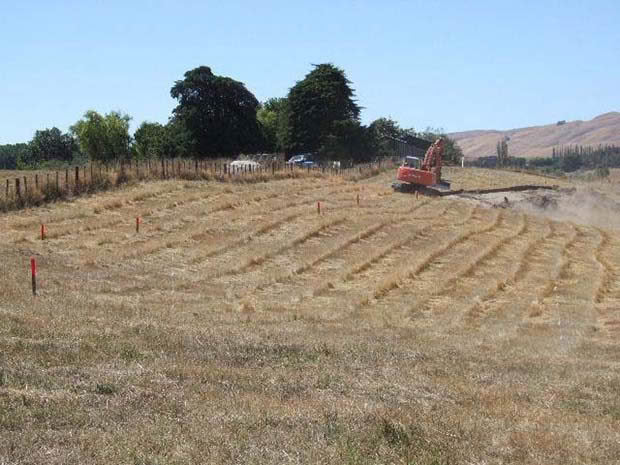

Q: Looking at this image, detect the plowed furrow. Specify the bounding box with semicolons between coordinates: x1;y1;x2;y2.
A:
470;221;575;351
99;186;359;263
354;197;433;214
458;221;575;343
5;183;184;231
357;209;504;315
511;224;603;355
10;179;343;246
207;216;349;279
592;229;620;337
15;188;226;244
525;224;580;322
238;220;396;309
307;202;471;304
594;228;614;304
96;215;352;299
416;213;530;328
116;186;426;271
462;217;550;327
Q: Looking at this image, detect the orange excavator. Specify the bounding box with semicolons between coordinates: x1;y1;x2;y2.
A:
392;138;451;195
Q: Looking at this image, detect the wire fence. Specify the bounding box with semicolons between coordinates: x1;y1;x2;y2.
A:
1;157;397;211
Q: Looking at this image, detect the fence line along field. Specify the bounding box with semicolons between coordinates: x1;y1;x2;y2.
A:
1;167;619;464
0;158;386;213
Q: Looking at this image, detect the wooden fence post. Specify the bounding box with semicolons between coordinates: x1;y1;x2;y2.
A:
15;178;20;199
65;168;69;188
6;179;9;198
23;177;28;195
35;174;39;190
75;166;79;186
56;171;59;191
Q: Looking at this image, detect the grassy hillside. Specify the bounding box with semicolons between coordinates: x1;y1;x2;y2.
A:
1;169;619;464
451;111;620;159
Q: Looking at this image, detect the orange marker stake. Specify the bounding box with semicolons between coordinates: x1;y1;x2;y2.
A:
415;191;419;200
317;201;321;215
30;257;37;296
40;224;46;240
136;216;141;233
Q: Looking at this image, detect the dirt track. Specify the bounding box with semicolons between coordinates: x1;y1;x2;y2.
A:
1;168;619;464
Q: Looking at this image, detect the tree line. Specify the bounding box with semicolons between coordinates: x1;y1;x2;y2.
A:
0;63;463;169
470;142;619;177
532;144;620;174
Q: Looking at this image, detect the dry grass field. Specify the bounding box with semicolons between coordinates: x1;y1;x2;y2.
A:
1;167;619;464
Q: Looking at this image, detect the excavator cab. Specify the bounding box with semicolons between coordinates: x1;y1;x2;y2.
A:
403;156;421;169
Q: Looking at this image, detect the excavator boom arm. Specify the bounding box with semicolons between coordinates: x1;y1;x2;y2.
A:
421;138;444;178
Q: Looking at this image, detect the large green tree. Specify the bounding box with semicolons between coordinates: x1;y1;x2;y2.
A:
257;97;289;153
133;120;193;160
26;127;79;166
369;117;404;141
71;110;132;162
170;66;263;157
321;120;377;162
133;122;166;159
369;117;417;157
286;63;361;154
0;143;29;169
161;119;194;159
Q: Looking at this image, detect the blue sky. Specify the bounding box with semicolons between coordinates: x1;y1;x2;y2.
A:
1;0;618;144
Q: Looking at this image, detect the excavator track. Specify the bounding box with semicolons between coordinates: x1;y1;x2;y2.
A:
392;180;452;196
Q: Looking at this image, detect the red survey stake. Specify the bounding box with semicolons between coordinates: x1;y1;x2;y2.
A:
30;257;37;296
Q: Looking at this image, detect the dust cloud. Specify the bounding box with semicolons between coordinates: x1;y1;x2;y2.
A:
462;186;620;230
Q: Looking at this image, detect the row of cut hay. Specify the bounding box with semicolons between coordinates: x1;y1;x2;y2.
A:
214;216;349;279
465;218;551;323
367;210;503;305
415;214;528;317
311;225;434;298
528;225;580;318
594;228;615;304
293;221;391;275
233;220;395;308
